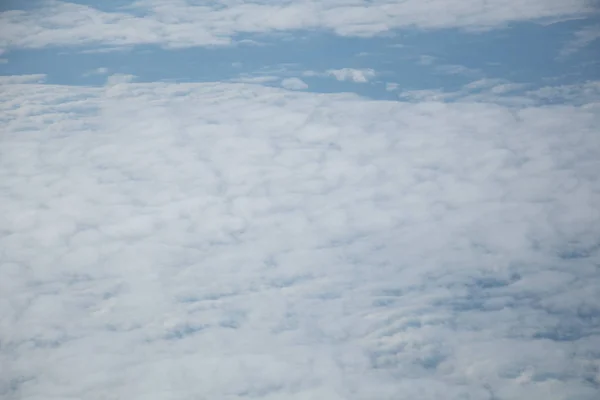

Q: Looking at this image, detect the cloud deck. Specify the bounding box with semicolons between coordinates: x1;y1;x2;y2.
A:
1;80;599;399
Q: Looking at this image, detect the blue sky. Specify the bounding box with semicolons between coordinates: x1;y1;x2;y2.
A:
1;1;600;400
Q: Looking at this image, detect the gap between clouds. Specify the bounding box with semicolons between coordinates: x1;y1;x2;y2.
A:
1;78;600;399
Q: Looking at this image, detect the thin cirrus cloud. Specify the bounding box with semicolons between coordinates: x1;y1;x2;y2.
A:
398;78;600;106
1;76;599;399
0;0;595;49
416;55;482;77
559;24;600;57
83;67;110;77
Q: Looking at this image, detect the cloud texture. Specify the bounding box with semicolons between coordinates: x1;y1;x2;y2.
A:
0;0;595;49
1;78;599;399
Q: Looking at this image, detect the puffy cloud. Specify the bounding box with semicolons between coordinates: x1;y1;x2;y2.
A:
105;73;136;85
326;68;376;83
0;0;594;50
281;77;308;90
1;78;600;399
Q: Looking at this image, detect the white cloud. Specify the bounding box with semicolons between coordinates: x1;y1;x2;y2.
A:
400;78;579;106
526;80;600;105
83;67;109;77
560;24;600;57
105;73;136;85
326;68;376;83
302;68;376;83
281;77;308;90
0;73;46;84
1;78;600;399
0;0;594;50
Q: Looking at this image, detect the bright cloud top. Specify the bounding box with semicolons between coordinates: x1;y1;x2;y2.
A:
1;1;600;399
327;68;376;83
0;0;595;49
1;78;599;399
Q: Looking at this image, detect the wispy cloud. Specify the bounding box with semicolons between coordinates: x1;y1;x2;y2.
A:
327;68;376;83
83;67;109;77
434;64;481;77
418;55;437;66
1;77;599;399
385;82;399;91
105;73;136;85
398;77;599;106
416;55;481;77
0;73;46;84
526;80;600;104
559;24;600;58
305;68;376;83
231;75;280;84
80;46;133;54
0;0;594;50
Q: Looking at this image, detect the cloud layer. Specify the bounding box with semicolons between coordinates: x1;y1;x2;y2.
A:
1;78;599;399
0;0;595;49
